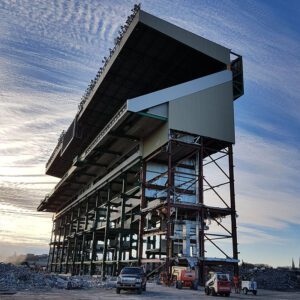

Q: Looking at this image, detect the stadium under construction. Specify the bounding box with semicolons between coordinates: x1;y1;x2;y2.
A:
38;5;244;284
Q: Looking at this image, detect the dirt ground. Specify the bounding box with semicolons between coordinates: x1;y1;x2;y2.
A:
1;283;300;300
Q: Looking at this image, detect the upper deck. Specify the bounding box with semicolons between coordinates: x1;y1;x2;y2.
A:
46;9;239;178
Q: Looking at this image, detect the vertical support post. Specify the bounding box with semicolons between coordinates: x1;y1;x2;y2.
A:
72;204;82;275
47;220;55;272
90;191;100;275
198;137;205;285
166;140;173;281
65;208;74;273
138;162;146;264
72;238;78;275
102;185;111;279
80;198;90;274
129;209;134;260
117;174;127;272
65;240;70;274
54;218;63;273
59;215;68;273
228;144;239;276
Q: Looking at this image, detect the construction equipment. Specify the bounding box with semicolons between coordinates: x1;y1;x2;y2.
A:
242;280;257;295
205;272;231;297
172;266;198;290
159;271;170;286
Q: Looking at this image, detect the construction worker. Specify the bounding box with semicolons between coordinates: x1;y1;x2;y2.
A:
233;275;240;293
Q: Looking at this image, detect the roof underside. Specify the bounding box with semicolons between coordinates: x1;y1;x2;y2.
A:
46;10;228;178
38;112;166;212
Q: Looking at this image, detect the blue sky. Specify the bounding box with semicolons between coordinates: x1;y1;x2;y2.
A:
0;0;299;267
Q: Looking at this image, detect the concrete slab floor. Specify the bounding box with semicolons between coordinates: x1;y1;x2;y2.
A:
1;283;300;300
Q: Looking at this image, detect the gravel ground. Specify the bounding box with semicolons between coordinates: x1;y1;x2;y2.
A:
1;283;300;300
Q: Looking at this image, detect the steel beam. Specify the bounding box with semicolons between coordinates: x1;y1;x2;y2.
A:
138;162;146;264
228;144;239;276
102;185;111;279
117;174;127;272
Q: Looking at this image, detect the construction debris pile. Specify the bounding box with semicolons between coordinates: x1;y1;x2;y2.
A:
240;267;300;290
0;263;116;292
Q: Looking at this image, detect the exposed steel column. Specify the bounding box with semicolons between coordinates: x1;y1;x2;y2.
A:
129;209;134;260
72;204;82;275
198;137;205;285
228;144;239;276
65;208;74;273
102;185;111;279
166;140;173;280
47;220;55;272
80;199;89;274
138;162;146;264
59;216;68;273
54;218;63;272
90;190;100;275
117;174;127;272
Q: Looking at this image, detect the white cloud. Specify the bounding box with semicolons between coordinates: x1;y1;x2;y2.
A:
0;0;299;264
0;0;133;256
234;128;300;230
144;0;300;120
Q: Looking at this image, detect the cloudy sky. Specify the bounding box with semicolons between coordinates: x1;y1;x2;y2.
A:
0;0;299;267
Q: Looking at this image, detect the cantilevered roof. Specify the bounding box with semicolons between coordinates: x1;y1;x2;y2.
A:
46;9;230;178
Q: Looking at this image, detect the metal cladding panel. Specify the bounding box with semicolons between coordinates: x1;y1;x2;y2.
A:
139;10;230;65
169;81;235;143
142;123;168;158
127;70;232;113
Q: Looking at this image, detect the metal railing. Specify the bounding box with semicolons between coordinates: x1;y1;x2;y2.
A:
45;3;141;170
46;130;65;169
81;103;128;159
77;4;141;114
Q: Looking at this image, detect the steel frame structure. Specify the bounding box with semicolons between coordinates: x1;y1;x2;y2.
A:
41;5;244;285
138;131;238;283
47;130;238;283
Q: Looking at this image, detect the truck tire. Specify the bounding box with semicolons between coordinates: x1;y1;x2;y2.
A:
116;288;121;294
192;281;198;290
243;287;248;295
177;281;182;289
211;288;216;296
205;286;210;295
225;293;230;297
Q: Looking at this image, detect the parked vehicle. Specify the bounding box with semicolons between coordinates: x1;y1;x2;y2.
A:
116;267;147;294
205;272;231;297
172;266;198;290
242;280;257;295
